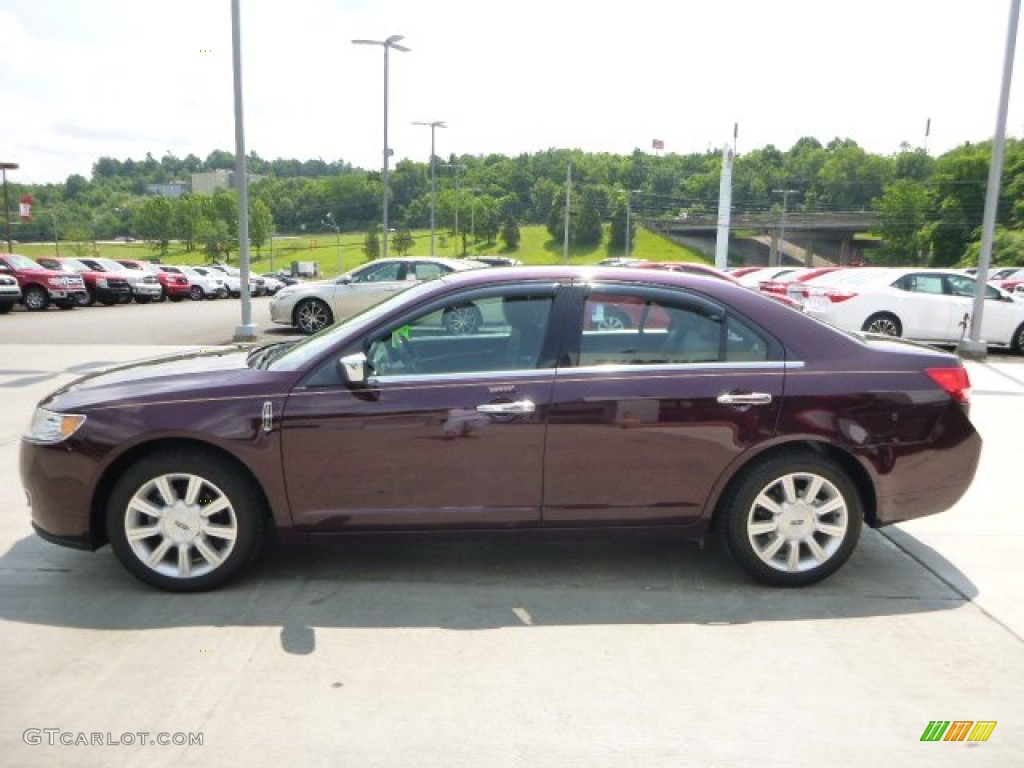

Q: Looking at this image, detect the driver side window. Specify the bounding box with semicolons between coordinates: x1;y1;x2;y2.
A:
366;292;555;378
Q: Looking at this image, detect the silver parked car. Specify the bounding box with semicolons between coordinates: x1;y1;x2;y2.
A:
269;257;485;334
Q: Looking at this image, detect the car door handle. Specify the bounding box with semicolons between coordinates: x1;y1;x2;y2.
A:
717;392;773;406
477;400;536;414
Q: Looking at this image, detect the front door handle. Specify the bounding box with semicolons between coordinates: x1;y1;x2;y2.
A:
717;392;773;406
477;400;536;414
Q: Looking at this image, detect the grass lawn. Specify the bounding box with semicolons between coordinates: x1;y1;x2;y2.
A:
10;224;707;278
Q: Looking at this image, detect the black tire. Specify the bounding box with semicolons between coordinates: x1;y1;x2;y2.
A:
596;307;632;330
169;295;184;303
106;450;267;592
718;452;863;587
0;303;12;314
55;301;76;310
135;296;152;305
1012;322;1024;353
861;312;902;337
79;290;95;307
23;285;50;311
294;298;333;334
189;285;204;301
442;303;483;334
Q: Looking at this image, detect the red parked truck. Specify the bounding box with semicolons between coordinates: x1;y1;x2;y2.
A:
0;253;87;311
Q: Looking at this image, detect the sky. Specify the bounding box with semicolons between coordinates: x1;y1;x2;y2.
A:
1;0;1022;184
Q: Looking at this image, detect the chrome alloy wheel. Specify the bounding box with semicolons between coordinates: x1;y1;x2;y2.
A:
745;471;849;573
123;472;239;580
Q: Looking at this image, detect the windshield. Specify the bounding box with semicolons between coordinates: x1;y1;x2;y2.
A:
268;279;442;372
97;258;128;272
5;253;44;270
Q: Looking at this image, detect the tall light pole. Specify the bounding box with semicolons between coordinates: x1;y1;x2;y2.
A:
0;162;17;252
352;34;409;261
441;163;466;255
324;212;342;274
773;188;797;266
412;120;446;256
624;188;641;258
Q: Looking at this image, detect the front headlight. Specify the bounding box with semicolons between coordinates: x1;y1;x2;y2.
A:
24;408;87;445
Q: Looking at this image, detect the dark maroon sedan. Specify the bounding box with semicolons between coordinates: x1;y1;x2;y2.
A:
20;266;982;591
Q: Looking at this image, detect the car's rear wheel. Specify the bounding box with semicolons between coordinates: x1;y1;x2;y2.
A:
442;303;482;334
23;285;49;311
106;451;266;592
718;453;863;587
861;312;902;337
295;298;333;334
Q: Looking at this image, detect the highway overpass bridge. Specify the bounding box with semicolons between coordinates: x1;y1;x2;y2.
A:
647;211;881;267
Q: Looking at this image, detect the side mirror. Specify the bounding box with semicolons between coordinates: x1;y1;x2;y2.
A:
338;352;368;386
337;276;352;285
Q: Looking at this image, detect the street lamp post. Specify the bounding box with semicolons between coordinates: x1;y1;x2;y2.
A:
352;35;409;261
324;212;342;275
773;188;797;266
412;120;446;257
441;163;467;255
1;162;18;252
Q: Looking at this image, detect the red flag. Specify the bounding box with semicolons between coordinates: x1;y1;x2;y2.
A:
652;139;665;150
19;195;33;221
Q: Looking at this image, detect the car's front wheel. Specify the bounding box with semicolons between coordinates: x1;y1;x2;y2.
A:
23;285;49;311
294;298;333;334
718;453;863;587
861;312;902;337
106;451;267;592
595;307;632;330
189;286;204;301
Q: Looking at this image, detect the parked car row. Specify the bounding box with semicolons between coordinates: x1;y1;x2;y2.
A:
0;252;287;311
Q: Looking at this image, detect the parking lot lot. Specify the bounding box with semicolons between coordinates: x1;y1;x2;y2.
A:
1;301;1022;767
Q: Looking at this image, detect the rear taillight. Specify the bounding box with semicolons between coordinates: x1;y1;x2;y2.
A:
823;290;857;303
926;367;971;404
759;281;786;294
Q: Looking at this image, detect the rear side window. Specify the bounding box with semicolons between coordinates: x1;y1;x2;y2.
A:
578;291;771;366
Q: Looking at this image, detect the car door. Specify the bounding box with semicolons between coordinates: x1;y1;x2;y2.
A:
544;283;786;527
280;283;565;531
945;273;1020;345
331;260;412;319
889;272;958;341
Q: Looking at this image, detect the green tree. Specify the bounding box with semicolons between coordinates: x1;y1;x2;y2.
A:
392;227;414;256
500;218;521;250
249;198;273;252
363;227;381;260
133;196;174;255
871;180;930;265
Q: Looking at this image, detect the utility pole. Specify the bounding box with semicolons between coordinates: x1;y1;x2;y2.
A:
562;162;571;264
773;188;797;267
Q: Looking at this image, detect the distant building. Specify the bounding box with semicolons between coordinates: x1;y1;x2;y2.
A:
190;170;264;196
145;182;190;198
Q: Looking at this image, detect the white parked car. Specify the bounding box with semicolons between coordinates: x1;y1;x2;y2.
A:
803;268;1024;351
208;264;267;297
79;256;163;304
158;266;227;300
269;257;485;334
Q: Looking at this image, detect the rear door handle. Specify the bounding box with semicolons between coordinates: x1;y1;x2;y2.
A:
717;392;773;406
477;400;536;414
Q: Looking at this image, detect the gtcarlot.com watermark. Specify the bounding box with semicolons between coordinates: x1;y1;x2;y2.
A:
23;729;203;747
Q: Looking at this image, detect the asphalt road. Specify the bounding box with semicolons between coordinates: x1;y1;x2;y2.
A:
0;294;300;346
1;302;1022;767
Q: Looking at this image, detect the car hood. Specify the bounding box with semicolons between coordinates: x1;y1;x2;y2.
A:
40;346;265;411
